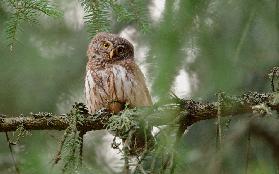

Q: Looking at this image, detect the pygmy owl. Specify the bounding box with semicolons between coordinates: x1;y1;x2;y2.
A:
85;32;152;114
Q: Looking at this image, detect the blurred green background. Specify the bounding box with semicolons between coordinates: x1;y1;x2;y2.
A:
0;0;278;173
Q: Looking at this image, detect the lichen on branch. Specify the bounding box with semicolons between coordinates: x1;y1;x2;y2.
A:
0;92;278;133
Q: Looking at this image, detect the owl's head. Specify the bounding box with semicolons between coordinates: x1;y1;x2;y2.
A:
87;32;134;62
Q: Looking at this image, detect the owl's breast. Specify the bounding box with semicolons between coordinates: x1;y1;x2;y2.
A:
85;64;137;113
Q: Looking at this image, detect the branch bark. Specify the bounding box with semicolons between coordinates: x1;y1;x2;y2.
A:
0;92;278;132
0;112;110;132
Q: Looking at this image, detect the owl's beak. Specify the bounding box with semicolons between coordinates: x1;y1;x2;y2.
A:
109;49;115;59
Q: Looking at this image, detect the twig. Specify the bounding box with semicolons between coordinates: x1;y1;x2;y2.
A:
123;140;130;174
233;6;256;62
245;129;251;174
216;93;223;150
78;130;86;167
5;132;20;174
53;128;71;165
269;67;279;92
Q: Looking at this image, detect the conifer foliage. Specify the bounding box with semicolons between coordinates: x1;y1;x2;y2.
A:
1;0;150;50
2;0;61;50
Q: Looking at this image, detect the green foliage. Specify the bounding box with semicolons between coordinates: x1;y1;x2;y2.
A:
1;0;150;49
2;0;62;50
79;0;111;36
107;108;138;138
79;0;150;37
148;0;209;100
109;1;133;23
54;103;86;174
107;108;155;156
123;0;150;32
11;125;32;144
62;132;82;173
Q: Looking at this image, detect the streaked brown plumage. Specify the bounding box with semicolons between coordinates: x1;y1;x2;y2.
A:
85;32;153;155
85;32;152;114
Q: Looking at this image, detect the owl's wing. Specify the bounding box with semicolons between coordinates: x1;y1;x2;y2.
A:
111;62;152;109
129;63;152;107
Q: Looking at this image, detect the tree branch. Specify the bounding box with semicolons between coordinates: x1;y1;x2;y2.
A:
0;92;278;132
0;112;110;132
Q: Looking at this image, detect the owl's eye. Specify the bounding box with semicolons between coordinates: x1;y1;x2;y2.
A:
117;46;124;54
103;42;110;48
